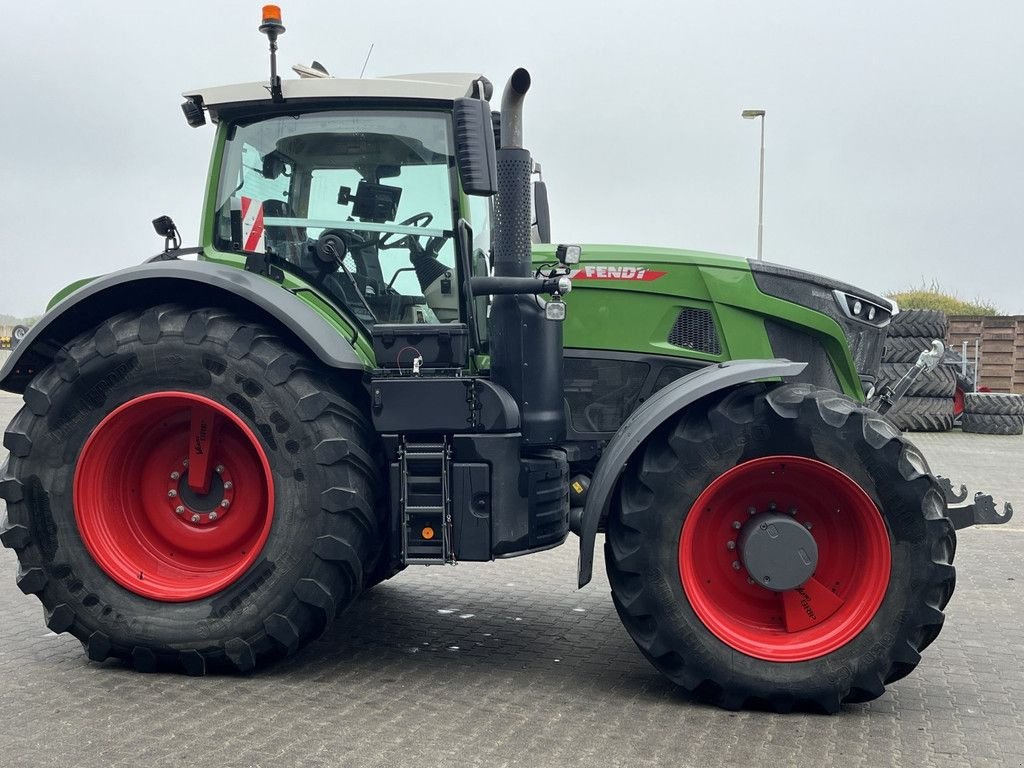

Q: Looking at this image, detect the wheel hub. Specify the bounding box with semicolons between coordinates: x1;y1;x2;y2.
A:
168;460;235;525
739;512;818;591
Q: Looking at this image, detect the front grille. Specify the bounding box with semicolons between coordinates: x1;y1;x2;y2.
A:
668;308;721;355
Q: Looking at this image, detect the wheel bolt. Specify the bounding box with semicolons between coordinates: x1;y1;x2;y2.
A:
747;577;755;585
804;522;813;530
732;521;741;530
170;471;180;481
789;506;798;516
223;481;233;490
208;511;218;521
190;514;200;524
747;506;757;516
167;489;177;498
768;501;777;511
220;499;230;508
215;465;225;474
726;541;736;550
182;459;189;467
174;505;185;515
732;560;741;571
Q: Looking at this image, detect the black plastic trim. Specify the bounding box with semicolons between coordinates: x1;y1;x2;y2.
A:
0;260;365;393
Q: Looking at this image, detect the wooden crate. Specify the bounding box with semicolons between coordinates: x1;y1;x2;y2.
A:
947;315;1024;394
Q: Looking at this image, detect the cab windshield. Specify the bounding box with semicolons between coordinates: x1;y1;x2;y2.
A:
213;110;461;326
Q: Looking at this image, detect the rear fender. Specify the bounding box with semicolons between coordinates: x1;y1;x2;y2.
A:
1;260;366;393
577;358;807;587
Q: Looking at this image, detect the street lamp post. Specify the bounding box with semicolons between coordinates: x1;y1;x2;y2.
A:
741;109;766;261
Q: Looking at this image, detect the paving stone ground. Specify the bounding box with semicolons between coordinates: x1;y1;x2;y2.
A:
0;391;1022;768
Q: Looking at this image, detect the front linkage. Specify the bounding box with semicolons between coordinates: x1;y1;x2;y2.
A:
872;339;1014;532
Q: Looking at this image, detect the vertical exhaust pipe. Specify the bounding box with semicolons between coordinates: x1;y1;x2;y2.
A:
490;68;565;445
492;68;533;281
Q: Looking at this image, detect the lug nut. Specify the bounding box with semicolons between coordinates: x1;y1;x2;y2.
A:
804;522;813;530
789;506;798;516
215;465;225;475
223;481;233;490
732;521;741;530
732;560;741;571
747;506;757;516
747;577;755;585
768;501;777;511
220;499;230;508
174;505;185;515
190;514;201;524
170;471;180;481
208;511;218;521
182;459;189;467
726;541;736;550
167;489;177;498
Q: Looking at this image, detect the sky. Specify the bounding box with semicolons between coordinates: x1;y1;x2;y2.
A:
1;1;1021;317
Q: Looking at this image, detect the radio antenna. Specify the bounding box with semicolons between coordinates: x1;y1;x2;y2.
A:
359;43;375;78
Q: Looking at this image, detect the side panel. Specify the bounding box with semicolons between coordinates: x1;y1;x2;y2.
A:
576;358;807;588
1;260;369;393
532;244;865;400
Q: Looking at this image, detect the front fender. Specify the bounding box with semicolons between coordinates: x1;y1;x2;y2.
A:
1;260;366;393
577;358;807;587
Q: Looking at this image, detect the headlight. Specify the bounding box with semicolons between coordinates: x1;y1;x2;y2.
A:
832;290;891;328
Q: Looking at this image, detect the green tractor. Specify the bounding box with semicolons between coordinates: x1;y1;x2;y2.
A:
0;7;1011;712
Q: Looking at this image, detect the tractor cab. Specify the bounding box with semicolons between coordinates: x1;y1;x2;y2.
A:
184;72;499;350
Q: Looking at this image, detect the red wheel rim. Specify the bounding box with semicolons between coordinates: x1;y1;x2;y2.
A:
74;392;274;602
953;386;965;416
678;456;891;662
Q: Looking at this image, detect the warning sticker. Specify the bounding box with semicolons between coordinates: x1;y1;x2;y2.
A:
569;265;666;282
240;196;265;253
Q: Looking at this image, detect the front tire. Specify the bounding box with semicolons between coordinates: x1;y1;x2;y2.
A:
605;383;955;712
0;305;383;673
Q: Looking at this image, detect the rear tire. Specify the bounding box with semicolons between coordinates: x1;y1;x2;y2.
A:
884;396;955;432
887;309;948;339
0;305;383;673
882;336;930;363
877;363;956;398
961;412;1024;435
605;383;955;712
963;392;1024;417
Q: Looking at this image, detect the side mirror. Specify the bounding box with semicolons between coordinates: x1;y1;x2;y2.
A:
533;179;551;244
453;97;498;196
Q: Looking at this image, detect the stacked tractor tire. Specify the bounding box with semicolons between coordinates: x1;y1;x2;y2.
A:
962;392;1024;435
880;309;955;432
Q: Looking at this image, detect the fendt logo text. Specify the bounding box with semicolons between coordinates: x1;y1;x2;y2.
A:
569;265;667;281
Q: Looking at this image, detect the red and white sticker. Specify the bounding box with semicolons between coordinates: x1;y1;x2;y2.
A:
569;265;666;282
240;196;265;253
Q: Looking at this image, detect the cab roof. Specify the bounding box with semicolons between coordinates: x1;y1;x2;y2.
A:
184;72;486;121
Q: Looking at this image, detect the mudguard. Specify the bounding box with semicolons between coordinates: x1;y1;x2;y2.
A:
577;358;807;587
0;260;365;393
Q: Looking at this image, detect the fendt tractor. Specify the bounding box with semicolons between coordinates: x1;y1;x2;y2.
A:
0;7;1012;712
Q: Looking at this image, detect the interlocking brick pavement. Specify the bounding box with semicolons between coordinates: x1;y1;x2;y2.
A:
1;391;1022;767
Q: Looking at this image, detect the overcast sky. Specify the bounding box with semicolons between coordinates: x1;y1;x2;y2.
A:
1;1;1021;317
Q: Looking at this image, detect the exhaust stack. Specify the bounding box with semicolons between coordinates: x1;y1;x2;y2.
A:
489;68;565;445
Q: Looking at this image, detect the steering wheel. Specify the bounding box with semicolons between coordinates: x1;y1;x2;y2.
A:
378;212;434;250
314;229;386;296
